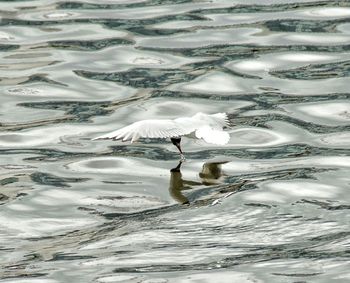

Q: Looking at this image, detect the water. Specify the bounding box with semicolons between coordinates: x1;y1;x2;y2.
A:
0;0;350;282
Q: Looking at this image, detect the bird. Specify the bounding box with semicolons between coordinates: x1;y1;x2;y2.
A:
93;112;230;160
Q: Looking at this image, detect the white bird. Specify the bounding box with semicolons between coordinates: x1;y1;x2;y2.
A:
93;112;230;160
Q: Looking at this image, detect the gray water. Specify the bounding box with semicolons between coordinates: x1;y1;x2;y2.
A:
1;0;350;282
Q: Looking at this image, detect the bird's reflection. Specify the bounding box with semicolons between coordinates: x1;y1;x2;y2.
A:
199;162;226;185
169;161;227;204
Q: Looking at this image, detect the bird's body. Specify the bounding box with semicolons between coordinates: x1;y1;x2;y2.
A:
93;112;230;160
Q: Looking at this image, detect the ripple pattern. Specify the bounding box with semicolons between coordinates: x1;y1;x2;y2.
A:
0;0;350;282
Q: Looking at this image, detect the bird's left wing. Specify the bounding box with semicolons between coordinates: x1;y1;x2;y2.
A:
93;119;193;142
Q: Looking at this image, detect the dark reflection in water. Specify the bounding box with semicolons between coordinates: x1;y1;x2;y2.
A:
169;161;227;204
169;161;191;205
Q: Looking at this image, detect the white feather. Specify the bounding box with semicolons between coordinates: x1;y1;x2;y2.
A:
195;126;230;145
93;112;230;145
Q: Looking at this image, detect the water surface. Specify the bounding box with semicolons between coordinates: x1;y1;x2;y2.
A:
0;0;350;282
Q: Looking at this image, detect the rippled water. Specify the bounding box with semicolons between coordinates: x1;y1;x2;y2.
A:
1;0;350;282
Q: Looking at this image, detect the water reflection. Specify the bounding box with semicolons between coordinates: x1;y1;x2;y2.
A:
169;161;226;204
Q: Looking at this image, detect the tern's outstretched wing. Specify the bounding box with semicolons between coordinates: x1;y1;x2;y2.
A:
92;119;193;142
93;112;230;144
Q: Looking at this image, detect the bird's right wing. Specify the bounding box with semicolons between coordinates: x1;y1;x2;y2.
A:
209;112;230;128
195;126;230;145
93;119;193;142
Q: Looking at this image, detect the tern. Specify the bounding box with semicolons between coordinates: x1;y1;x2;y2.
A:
93;112;230;160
